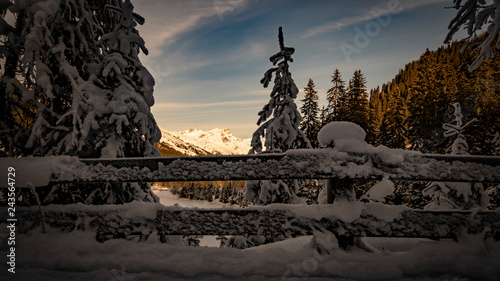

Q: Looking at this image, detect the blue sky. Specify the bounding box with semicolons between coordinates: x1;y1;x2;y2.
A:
133;0;465;138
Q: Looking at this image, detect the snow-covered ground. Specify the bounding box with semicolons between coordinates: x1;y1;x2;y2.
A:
154;188;232;209
154;189;232;248
2;223;498;281
1;190;499;281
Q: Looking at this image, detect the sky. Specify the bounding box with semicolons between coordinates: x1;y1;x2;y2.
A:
133;0;466;139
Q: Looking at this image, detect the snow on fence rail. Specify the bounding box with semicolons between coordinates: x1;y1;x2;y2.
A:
1;149;500;188
1;149;499;247
4;202;500;244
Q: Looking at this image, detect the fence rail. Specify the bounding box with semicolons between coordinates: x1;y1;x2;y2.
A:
1;149;500;188
2;203;499;245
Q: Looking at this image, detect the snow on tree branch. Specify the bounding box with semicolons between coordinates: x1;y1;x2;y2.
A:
445;0;500;71
251;26;309;154
423;103;489;210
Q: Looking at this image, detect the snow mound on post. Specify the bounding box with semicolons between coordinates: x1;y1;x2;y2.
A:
317;121;419;165
318;121;367;150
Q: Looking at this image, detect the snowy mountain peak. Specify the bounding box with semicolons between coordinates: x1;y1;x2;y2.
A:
182;128;203;134
182;128;232;136
157;127;250;156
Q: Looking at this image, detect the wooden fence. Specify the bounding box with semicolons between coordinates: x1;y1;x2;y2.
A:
1;149;499;248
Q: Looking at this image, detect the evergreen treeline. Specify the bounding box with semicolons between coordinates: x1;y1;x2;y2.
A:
371;36;499;154
299;35;500;155
300;69;371;144
168;181;248;206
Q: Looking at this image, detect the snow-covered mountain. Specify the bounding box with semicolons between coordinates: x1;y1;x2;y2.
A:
156;127;251;156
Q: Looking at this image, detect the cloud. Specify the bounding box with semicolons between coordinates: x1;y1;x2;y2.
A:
149;40;268;80
227;41;269;62
134;0;251;58
302;0;449;39
150;55;214;81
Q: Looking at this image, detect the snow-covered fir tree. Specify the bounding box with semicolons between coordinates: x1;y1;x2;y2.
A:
248;26;310;154
245;26;310;205
21;0;110;157
423;102;489;210
1;0;160;205
1;0;100;157
93;0;160;158
300;78;320;148
75;0;161;204
2;0;109;204
0;0;31;157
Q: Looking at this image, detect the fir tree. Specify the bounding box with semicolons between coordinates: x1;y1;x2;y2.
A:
245;26;310;205
93;0;160;159
1;0;105;158
345;70;370;131
300;79;320;148
2;0;110;204
325;69;347;123
407;49;456;153
378;86;408;149
0;0;160;205
367;86;383;144
0;0;32;157
248;26;310;154
319;105;328;128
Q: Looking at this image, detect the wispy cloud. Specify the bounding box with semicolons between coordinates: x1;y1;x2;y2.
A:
302;0;449;39
135;0;251;58
154;40;268;79
227;41;269;62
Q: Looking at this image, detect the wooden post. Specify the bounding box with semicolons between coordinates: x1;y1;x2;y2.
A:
327;178;355;204
326;179;334;204
327;178;356;248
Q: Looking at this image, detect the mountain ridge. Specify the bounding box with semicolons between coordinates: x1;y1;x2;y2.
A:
155;127;251;157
